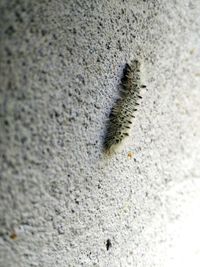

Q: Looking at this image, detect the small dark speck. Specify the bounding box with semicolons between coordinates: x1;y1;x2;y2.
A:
54;110;60;117
117;40;123;51
5;25;15;35
94;103;100;109
76;74;85;85
106;239;112;250
41;29;47;36
21;136;27;144
15;12;23;23
106;43;111;50
52;33;57;40
4;120;9;126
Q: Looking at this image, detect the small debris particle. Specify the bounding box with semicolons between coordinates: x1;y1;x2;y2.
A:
106;239;112;250
10;231;17;240
128;151;134;159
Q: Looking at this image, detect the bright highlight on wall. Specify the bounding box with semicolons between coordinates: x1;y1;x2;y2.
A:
164;179;200;267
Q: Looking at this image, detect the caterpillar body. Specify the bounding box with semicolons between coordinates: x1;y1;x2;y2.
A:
104;60;145;154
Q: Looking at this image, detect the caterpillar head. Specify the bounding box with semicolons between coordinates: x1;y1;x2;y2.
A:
130;59;141;72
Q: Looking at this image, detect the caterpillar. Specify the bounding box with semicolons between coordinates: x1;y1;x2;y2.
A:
104;60;145;154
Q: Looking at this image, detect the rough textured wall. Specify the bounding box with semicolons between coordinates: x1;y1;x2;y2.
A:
0;0;200;266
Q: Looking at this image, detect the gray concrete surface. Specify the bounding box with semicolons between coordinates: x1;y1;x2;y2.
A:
0;0;200;266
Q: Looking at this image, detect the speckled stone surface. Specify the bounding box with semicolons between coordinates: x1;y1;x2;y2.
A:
0;0;200;266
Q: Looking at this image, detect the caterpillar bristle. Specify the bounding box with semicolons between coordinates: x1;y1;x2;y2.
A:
104;59;144;155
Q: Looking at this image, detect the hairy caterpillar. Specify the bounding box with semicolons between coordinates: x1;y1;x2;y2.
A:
104;60;145;154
